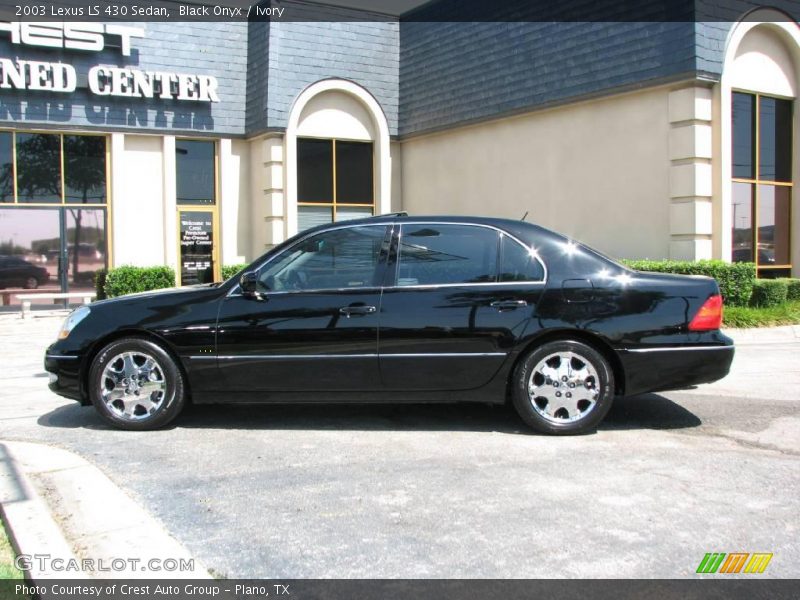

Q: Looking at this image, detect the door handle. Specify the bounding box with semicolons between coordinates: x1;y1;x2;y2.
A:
490;299;528;310
339;305;377;317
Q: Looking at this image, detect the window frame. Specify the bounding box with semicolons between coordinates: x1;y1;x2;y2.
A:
731;91;794;275
388;222;547;289
296;137;376;229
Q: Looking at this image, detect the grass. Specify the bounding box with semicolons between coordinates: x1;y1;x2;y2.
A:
723;301;800;329
0;517;23;580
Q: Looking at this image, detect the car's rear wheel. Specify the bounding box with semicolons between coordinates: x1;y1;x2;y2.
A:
88;337;186;430
511;340;614;435
24;276;39;289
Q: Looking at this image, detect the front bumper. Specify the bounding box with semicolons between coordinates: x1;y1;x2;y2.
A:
617;335;735;396
44;345;85;402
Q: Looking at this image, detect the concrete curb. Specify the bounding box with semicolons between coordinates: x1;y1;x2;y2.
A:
0;441;210;580
724;324;800;344
0;442;84;580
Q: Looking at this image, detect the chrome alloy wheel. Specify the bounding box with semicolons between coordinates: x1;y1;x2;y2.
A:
527;351;600;423
100;351;167;421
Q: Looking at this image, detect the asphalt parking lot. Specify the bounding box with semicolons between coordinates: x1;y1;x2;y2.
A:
1;313;798;578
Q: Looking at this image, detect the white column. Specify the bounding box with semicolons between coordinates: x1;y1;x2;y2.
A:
109;133;125;268
162;135;177;271
249;134;285;256
668;86;714;260
219;138;248;265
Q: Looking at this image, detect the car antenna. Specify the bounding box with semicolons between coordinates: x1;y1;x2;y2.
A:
521;211;529;221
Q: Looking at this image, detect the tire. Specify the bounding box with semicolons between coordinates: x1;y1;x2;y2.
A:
24;276;39;289
511;340;615;435
88;337;186;431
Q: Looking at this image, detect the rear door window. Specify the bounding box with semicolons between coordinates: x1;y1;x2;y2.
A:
397;224;499;286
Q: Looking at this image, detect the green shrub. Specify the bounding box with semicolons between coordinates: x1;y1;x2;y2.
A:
622;259;756;307
104;266;176;298
94;269;107;301
784;278;800;302
750;279;789;308
220;264;249;281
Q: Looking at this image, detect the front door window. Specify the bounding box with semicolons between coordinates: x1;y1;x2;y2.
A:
258;225;386;292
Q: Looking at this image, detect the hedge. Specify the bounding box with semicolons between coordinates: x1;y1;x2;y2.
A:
104;266;176;298
784;278;800;302
221;263;249;281
622;259;756;307
750;279;789;308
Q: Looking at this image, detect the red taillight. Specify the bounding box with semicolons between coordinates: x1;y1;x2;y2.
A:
688;294;723;331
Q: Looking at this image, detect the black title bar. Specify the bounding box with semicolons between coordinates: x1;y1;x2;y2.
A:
0;0;798;22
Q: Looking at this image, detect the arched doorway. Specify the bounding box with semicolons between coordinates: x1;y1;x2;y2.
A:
719;12;800;277
285;79;391;237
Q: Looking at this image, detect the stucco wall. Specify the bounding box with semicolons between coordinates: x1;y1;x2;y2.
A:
400;86;672;261
112;135;165;267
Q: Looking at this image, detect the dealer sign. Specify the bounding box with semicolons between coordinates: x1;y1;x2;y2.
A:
0;22;220;102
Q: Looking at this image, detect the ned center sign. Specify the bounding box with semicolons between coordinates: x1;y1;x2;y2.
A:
0;22;220;102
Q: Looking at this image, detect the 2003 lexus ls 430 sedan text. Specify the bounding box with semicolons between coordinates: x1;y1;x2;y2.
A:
44;215;734;434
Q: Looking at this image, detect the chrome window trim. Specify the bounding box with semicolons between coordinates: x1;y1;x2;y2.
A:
227;219;548;298
625;345;732;353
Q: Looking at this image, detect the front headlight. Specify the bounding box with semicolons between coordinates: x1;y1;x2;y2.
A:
58;306;91;340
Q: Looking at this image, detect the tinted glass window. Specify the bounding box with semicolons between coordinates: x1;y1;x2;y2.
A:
65;208;107;292
176;140;215;204
499;234;544;282
297;139;333;203
757;185;791;266
0;132;12;202
259;225;386;292
732;92;755;180
731;182;753;263
397;224;499;286
16;133;61;203
336;141;373;204
64;136;107;204
759;96;792;182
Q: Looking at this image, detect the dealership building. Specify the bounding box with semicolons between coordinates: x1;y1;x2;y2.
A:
0;0;798;306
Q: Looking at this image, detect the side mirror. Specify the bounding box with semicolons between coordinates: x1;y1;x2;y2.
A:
239;272;265;300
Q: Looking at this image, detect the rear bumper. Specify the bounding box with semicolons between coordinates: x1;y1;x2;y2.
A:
44;347;85;403
618;337;735;396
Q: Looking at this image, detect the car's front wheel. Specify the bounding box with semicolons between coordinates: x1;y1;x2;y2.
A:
88;337;186;430
24;276;39;289
511;340;615;435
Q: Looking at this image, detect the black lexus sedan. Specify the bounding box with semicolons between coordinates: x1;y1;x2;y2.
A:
45;215;734;434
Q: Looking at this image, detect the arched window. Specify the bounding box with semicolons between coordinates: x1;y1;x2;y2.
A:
721;15;799;277
285;80;391;237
